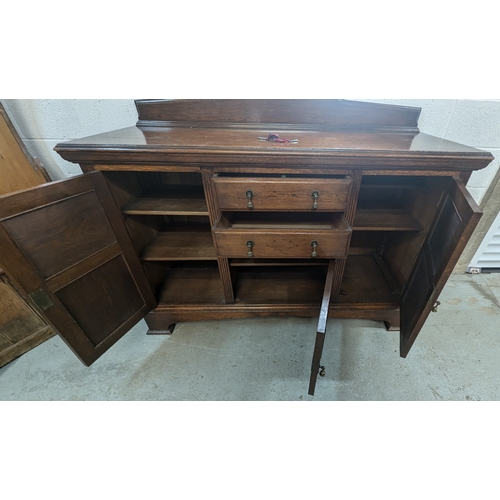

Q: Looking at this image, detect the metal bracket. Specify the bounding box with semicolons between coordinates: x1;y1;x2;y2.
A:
29;288;54;311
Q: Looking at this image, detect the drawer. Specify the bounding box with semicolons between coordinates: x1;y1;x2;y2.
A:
213;175;352;211
213;213;351;259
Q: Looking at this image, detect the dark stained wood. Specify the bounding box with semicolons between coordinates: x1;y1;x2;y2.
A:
55;127;493;171
158;265;226;305
0;172;156;366
135;99;422;130
46;243;122;293
213;175;352;212
230;258;330;267
400;177;482;357
382;181;446;287
337;255;399;305
124;215;164;258
201;168;235;303
0;104;55;367
153;255;398;311
353;210;422;231
55;100;493;172
214;214;351;260
2;98;486;390
329;169;360;299
3;189;117;280
234;267;326;305
123;193;208;216
141;227;217;261
309;260;336;396
56;255;147;347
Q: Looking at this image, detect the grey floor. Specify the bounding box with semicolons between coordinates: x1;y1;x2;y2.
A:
1;272;500;401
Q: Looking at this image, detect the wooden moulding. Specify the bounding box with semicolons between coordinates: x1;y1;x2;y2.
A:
145;305;401;334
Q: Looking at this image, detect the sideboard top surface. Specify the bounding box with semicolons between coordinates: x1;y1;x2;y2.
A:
54;100;494;171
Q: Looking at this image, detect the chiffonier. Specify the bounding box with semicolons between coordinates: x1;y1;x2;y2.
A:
0;100;493;394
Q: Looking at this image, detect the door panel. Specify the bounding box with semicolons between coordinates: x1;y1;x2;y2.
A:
0;172;156;366
3;190;117;280
400;177;481;357
55;255;146;347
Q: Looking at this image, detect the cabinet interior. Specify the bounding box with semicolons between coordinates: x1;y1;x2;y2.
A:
103;171;451;309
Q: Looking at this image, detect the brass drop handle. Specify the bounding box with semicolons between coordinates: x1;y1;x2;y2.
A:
432;301;441;313
246;190;254;209
311;241;318;258
246;240;254;258
312;191;319;210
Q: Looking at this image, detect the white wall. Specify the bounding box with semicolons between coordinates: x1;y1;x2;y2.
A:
363;99;500;205
1;99;499;205
1;100;138;179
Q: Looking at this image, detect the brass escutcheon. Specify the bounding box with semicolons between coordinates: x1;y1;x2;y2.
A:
246;240;254;258
312;191;319;210
311;241;318;258
246;190;254;209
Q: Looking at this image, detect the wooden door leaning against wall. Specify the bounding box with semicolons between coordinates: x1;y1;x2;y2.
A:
0;102;54;368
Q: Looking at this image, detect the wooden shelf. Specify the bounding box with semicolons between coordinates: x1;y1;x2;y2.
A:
154;255;398;311
233;255;398;305
141;225;217;261
122;187;208;216
158;265;225;305
353;209;422;231
235;267;326;304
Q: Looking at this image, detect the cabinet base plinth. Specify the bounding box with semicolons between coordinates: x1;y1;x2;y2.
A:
145;304;400;333
146;324;176;335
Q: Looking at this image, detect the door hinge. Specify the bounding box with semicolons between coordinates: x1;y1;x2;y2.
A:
431;301;441;313
29;288;54;311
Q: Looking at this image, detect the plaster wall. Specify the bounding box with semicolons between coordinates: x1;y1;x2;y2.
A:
1;99;499;204
364;99;500;205
0;99;137;179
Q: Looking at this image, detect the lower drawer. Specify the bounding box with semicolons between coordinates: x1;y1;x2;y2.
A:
213;213;351;259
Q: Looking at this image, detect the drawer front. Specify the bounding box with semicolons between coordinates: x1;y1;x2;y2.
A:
214;229;351;259
213;176;352;211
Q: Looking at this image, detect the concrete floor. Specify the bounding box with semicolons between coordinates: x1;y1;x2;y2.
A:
1;272;500;401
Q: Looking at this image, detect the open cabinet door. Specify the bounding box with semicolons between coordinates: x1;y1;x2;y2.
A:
0;172;156;366
400;177;482;358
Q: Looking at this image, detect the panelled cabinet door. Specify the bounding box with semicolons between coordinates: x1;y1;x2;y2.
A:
0;172;156;366
400;177;482;358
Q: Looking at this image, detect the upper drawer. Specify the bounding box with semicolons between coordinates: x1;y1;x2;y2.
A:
213;175;352;212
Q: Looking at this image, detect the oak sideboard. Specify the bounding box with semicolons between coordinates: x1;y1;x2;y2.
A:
0;100;493;393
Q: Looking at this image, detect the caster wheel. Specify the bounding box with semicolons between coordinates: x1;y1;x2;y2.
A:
319;366;326;377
